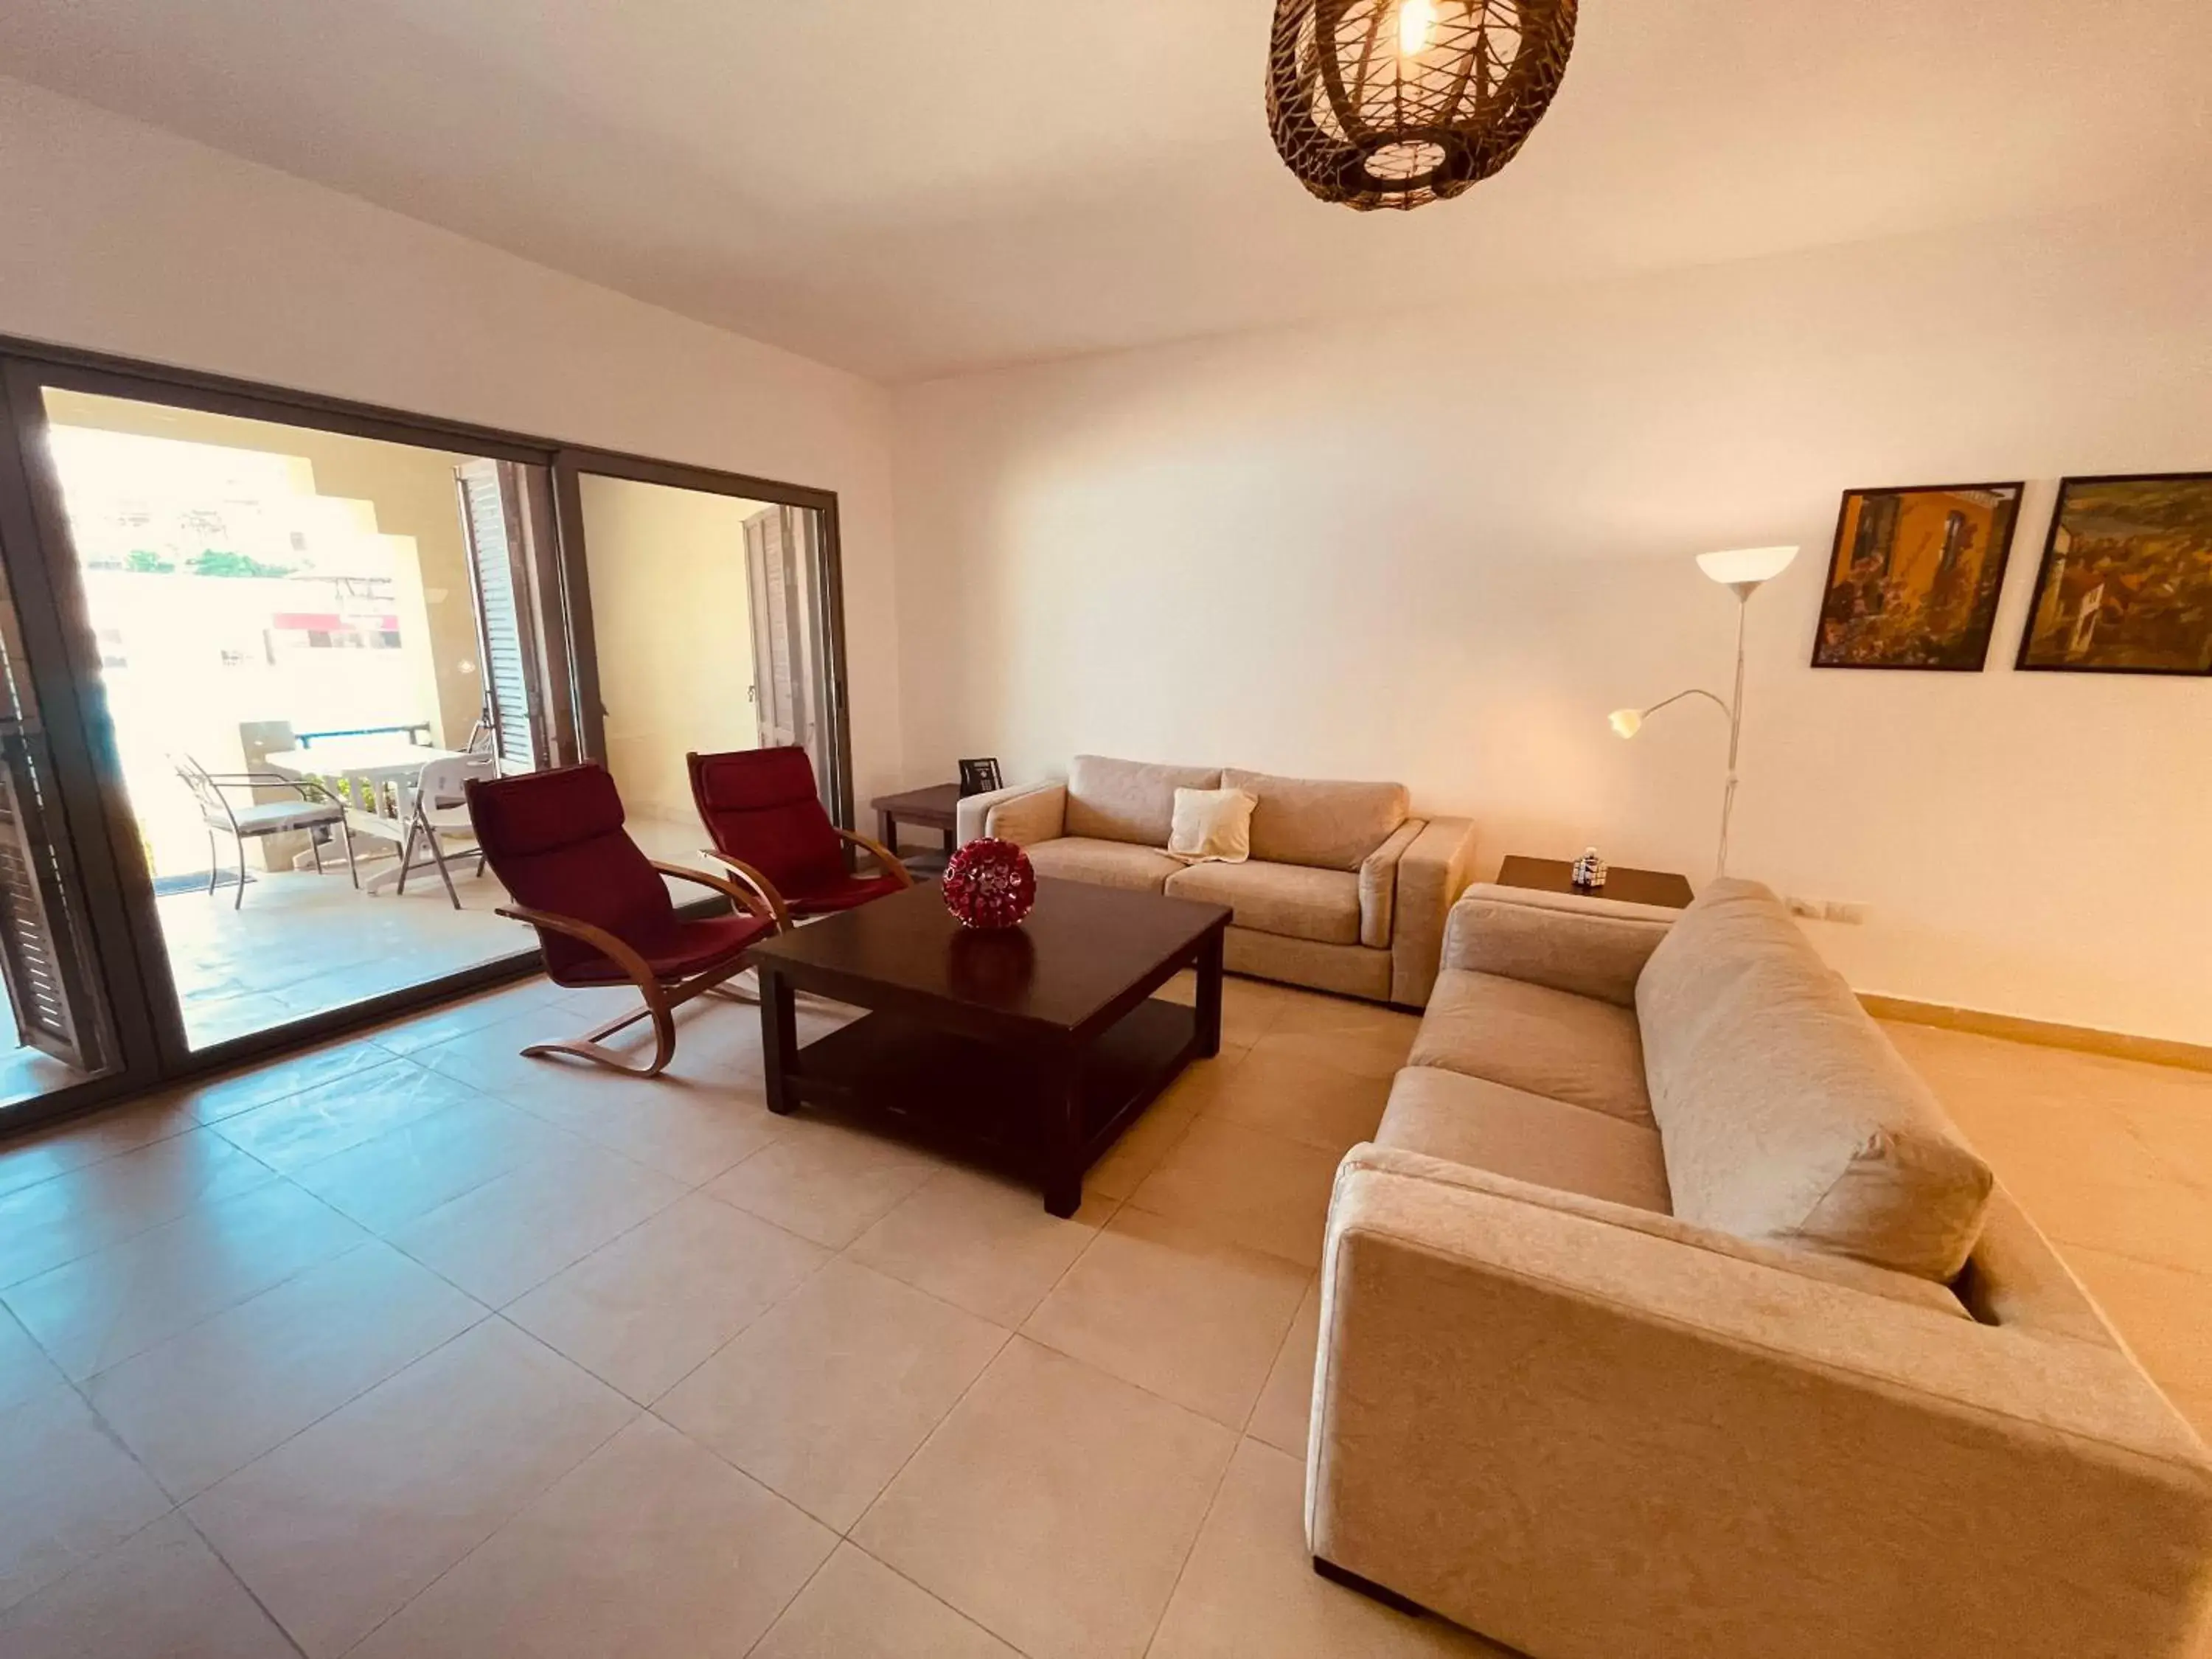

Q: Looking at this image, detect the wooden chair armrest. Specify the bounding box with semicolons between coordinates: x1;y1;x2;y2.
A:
495;905;663;993
834;827;916;887
680;855;793;931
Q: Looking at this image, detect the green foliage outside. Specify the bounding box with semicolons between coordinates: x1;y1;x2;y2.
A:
187;549;299;579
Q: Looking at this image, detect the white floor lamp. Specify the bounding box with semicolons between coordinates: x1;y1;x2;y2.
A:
1609;545;1798;880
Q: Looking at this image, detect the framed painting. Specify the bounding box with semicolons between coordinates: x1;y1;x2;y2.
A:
2017;472;2212;675
1811;481;2023;669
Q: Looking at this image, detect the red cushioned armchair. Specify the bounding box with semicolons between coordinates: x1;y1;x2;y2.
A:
686;746;912;918
466;764;784;1077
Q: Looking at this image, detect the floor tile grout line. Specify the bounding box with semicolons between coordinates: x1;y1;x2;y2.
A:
0;1501;178;1627
1137;1431;1248;1659
0;1110;201;1200
8;1183;383;1388
766;1537;1038;1659
0;1127;297;1295
734;1534;843;1659
90;1280;498;1510
173;1503;316;1659
373;1144;699;1317
0;1329;182;1624
403;1046;787;1193
322;1321;647;1659
181;1047;428;1130
611;1232;843;1413
827;1324;1023;1591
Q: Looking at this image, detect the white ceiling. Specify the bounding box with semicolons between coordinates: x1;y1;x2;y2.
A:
2;0;2208;383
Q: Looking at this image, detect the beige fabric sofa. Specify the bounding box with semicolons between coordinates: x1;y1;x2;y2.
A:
1309;878;2212;1659
956;754;1475;1006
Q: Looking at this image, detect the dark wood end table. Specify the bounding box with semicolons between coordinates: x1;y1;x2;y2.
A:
1495;855;1694;909
871;783;963;855
743;877;1231;1216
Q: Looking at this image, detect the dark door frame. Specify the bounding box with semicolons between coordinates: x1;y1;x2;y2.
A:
552;450;856;831
0;332;853;1134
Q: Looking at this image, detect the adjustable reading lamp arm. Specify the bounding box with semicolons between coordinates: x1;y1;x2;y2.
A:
1635;688;1733;723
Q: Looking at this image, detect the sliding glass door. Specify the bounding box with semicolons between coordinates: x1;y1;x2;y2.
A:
0;359;577;1081
0;338;850;1124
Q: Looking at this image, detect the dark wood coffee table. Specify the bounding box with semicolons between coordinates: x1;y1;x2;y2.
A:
744;877;1231;1216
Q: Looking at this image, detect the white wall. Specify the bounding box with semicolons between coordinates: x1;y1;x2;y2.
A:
894;206;2212;1046
577;474;761;827
0;75;903;804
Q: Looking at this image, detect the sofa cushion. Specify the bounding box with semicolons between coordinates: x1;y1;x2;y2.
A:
1064;755;1221;846
1025;836;1182;893
1225;928;1392;1001
1220;769;1409;871
1378;1066;1672;1213
1637;878;1994;1280
1164;860;1360;945
1410;967;1652;1125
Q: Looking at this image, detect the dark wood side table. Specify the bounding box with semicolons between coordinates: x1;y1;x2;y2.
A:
872;783;963;856
1495;855;1694;909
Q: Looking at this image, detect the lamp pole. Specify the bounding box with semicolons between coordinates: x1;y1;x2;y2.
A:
1717;585;1751;880
1610;546;1795;883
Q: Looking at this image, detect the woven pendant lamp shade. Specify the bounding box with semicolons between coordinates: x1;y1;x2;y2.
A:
1266;0;1576;211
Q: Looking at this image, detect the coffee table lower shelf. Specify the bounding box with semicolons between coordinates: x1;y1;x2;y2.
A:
767;997;1200;1216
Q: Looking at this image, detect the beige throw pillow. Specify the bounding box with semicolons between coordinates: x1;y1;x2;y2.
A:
1166;787;1256;864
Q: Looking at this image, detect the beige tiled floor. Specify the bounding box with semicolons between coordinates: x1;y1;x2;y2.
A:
0;969;2207;1655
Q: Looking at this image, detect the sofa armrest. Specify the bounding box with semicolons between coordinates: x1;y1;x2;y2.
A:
1386;816;1475;1007
1356;819;1423;949
1439;882;1680;1007
1310;1147;2212;1659
956;781;1065;846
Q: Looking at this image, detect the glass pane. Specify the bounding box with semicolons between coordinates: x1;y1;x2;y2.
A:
39;388;555;1051
577;473;836;860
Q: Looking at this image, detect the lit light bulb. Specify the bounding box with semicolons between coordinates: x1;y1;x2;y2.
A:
1397;0;1437;56
1609;709;1644;739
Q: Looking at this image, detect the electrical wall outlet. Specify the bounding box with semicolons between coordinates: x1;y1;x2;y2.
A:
1786;895;1872;925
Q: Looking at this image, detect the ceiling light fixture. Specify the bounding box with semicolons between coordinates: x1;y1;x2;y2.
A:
1266;0;1578;212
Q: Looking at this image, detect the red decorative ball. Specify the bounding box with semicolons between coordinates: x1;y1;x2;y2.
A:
942;837;1037;930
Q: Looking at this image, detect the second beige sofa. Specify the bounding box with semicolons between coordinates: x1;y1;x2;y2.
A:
1307;878;2212;1658
957;754;1475;1007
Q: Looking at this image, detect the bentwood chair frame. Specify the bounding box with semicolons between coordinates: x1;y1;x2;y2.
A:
468;765;792;1078
495;865;783;1076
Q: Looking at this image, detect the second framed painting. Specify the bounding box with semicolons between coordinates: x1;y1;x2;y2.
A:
1812;482;2024;669
2016;472;2212;675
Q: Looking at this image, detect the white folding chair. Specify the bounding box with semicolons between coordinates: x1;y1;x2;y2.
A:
393;752;497;908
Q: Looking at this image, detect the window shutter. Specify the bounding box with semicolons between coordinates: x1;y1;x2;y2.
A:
455;460;540;771
0;602;100;1071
